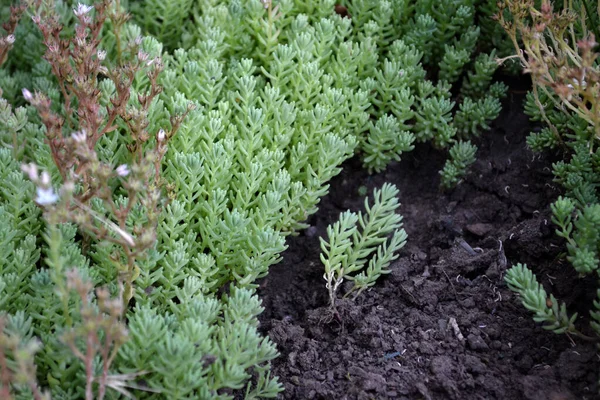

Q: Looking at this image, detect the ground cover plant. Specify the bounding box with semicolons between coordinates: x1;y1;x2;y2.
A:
129;0;508;187
320;183;407;312
2;0;598;399
497;0;600;358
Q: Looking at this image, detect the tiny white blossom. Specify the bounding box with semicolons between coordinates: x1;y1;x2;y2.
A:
35;187;59;205
61;181;75;194
97;49;106;61
40;171;51;186
5;35;15;45
137;50;148;62
134;36;142;46
116;164;129;177
21;163;39;181
570;78;587;89
157;129;166;142
22;88;33;102
31;15;41;24
73;3;94;17
71;130;87;143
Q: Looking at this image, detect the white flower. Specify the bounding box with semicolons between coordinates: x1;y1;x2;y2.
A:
35;187;59;205
40;171;51;186
157;129;166;142
116;164;129;177
137;50;148;62
97;49;106;61
61;181;75;194
71;130;87;143
73;3;93;17
22;88;33;102
21;163;39;181
568;78;587;90
5;35;15;45
134;36;142;46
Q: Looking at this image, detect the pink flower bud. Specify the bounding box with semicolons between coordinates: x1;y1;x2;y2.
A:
62;181;75;193
137;51;148;62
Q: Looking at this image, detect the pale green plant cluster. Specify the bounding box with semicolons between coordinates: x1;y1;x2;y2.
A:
1;2;284;398
0;0;511;398
320;183;407;311
131;0;508;187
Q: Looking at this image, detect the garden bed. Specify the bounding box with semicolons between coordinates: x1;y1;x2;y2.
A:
257;84;600;400
3;1;600;398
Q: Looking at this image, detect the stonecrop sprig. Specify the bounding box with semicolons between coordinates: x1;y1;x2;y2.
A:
320;183;407;311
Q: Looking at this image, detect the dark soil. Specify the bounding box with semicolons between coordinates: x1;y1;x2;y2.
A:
256;87;600;399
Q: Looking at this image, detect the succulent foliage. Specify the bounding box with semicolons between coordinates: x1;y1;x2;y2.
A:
320;183;407;310
500;0;600;368
0;0;511;398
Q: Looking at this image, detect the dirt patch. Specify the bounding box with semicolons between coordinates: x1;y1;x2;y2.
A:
257;85;600;399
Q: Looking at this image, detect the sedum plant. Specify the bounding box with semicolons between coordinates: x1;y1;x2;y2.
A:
440;140;478;189
320;183;407;311
129;0;508;188
1;1;284;398
0;0;513;398
505;263;594;338
497;0;600;374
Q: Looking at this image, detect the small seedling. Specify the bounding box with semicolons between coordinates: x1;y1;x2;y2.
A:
320;183;407;312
